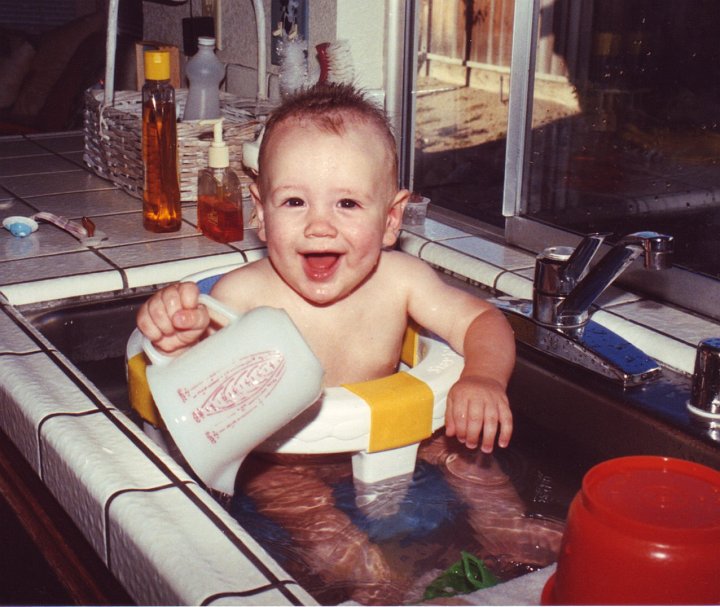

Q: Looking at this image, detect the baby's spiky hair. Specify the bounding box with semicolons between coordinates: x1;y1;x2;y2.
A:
259;83;398;178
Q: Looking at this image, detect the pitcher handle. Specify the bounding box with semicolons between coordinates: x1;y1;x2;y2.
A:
142;294;240;366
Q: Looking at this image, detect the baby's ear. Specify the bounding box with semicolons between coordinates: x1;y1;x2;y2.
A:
249;182;267;241
382;189;410;247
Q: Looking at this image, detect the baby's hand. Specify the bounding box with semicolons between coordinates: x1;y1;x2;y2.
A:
445;375;513;453
136;282;210;355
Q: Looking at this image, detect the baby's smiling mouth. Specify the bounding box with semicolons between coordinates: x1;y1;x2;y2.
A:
302;252;341;279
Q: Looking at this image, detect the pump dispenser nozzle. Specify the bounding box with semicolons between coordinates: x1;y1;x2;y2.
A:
200;118;229;169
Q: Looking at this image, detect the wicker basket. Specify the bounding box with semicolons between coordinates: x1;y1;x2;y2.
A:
83;88;273;201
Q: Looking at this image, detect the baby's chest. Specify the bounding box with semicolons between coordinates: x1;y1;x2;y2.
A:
304;320;404;384
313;321;397;355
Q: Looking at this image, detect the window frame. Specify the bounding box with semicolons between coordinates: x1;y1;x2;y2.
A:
402;0;720;322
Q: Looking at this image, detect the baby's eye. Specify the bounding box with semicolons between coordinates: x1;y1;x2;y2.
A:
338;198;360;209
283;197;305;207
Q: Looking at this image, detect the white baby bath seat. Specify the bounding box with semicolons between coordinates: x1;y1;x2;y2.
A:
258;330;463;484
126;264;464;489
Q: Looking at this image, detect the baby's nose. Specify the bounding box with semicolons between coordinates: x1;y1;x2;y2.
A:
304;208;338;238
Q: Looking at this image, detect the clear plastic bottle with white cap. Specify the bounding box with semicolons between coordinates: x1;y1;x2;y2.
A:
183;36;224;121
197;118;243;242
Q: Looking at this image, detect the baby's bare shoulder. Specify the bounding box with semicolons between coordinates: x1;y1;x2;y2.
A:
381;249;431;270
212;259;261;284
210;259;275;306
379;250;441;284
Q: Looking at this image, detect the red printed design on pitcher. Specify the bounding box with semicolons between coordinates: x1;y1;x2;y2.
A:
175;351;286;443
193;350;285;420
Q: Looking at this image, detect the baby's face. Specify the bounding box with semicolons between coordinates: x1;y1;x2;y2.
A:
251;118;406;305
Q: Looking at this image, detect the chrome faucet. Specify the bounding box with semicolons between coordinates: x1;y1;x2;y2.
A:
533;231;674;327
687;338;720;430
493;231;674;388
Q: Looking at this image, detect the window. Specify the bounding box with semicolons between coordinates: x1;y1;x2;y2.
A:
408;0;720;321
412;0;515;229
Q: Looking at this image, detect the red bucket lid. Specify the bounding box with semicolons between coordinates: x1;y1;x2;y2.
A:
581;456;720;542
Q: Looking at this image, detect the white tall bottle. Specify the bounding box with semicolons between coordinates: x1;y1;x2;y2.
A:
183;37;224;121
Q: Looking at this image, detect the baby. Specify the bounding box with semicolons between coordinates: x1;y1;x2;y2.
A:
137;83;517;603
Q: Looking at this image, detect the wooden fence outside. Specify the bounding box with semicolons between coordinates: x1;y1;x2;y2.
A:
419;0;587;93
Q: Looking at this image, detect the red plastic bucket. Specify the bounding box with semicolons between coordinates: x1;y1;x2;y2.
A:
542;456;720;605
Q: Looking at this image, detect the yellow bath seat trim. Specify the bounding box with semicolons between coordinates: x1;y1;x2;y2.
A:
400;320;421;367
342;371;434;453
127;352;162;428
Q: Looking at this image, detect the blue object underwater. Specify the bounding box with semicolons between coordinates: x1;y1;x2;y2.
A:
229;491;294;563
333;461;465;542
230;460;465;557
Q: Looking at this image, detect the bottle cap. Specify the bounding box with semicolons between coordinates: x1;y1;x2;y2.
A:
144;50;170;81
197;37;216;48
201;118;229;168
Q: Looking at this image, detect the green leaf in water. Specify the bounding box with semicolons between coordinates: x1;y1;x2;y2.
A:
422;551;499;601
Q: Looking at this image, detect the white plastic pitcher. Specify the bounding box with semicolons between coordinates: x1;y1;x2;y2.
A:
143;295;324;494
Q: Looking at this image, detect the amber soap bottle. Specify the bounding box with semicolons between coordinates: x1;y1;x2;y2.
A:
197;118;243;242
142;50;181;232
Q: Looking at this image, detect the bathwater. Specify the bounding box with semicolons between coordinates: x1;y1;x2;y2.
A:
228;435;571;606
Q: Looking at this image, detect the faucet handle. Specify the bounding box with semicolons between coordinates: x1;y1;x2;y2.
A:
688;338;720;427
534;246;575;296
563;233;609;282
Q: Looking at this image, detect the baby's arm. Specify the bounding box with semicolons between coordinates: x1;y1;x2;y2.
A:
399;254;515;452
136;281;210;355
446;306;515;453
137;261;268;355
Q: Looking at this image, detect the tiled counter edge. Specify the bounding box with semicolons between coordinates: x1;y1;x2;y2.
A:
0;297;316;606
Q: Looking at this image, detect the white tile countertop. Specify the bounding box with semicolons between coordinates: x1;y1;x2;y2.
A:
0;132;718;605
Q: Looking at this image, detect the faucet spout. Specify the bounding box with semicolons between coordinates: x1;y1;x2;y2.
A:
556;231;673;325
623;230;674;270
